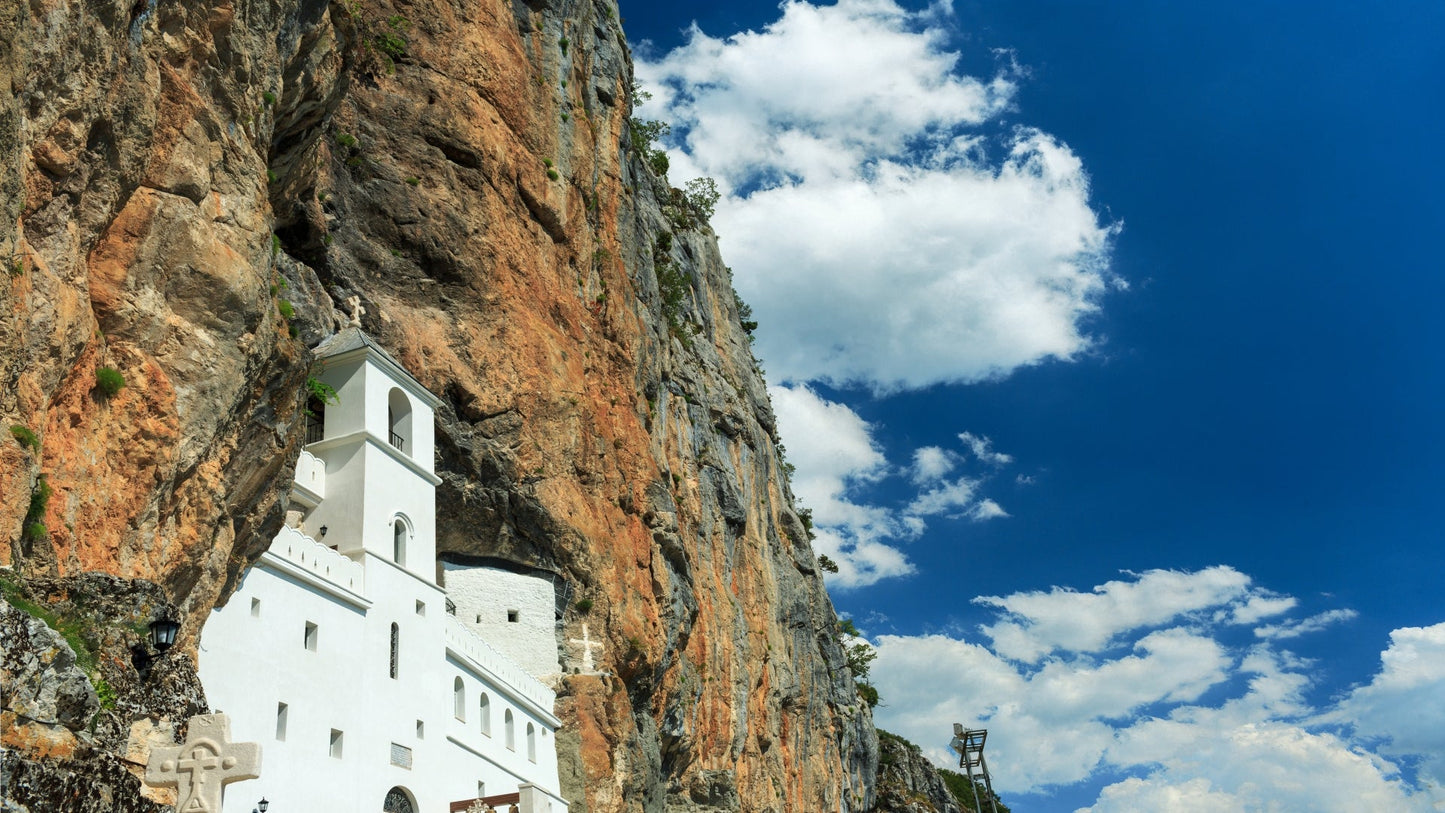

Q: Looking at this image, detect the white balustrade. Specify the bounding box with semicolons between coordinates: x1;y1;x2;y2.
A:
292;450;326;499
444;615;556;712
269;525;364;593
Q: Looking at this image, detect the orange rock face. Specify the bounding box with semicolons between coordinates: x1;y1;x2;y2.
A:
3;0;878;809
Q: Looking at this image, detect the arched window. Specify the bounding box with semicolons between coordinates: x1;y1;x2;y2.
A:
392;519;407;566
504;709;515;751
526;722;536;762
479;693;491;736
387;388;412;455
389;623;399;679
453;677;465;721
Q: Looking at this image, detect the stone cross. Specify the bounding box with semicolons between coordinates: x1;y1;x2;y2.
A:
569;623;604;672
146;713;260;813
345;295;366;327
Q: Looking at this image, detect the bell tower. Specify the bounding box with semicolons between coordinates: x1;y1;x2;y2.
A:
300;327;442;581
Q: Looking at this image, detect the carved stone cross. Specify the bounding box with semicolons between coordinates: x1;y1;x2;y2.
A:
345;295;366;327
569;623;604;672
146;713;261;812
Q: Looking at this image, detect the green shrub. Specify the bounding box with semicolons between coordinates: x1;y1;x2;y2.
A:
95;367;126;398
277;300;295;320
542;157;554;168
95;678;117;710
405;176;420;186
21;474;52;542
734;291;758;335
336;133;358;148
817;554;839;574
938;767;1012;813
547;168;559;181
306;376;340;407
856;682;879;707
9;425;39;452
374;15;410;60
262;91;277;106
574;598;594;614
271;234;281;257
558;36;569;54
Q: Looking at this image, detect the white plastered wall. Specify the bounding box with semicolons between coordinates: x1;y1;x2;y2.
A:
442;563;561;680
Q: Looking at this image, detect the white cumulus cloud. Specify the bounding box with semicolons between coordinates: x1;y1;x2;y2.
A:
910;446;958;483
1327;622;1445;788
771;384;1020;587
975;566;1254;664
770;384;916;588
1255;608;1360;640
958;431;1013;466
865;568;1445;811
636;0;1119;392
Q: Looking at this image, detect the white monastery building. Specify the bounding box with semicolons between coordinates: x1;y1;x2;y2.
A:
199;328;570;813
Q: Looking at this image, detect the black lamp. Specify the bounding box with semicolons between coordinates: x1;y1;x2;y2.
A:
256;799;270;813
132;615;180;679
150;617;180;652
319;525;328;537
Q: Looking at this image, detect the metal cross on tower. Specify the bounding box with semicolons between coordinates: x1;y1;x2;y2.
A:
949;724;999;813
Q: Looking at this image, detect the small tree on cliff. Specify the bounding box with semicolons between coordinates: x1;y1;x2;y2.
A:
839;618;880;707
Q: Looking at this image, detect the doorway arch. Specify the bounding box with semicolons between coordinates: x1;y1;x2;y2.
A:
383;786;416;813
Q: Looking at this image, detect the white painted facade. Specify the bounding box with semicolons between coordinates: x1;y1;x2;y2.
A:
442;562;562;680
198;329;568;813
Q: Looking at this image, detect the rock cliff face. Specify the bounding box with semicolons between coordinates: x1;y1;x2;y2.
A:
3;0;879;810
872;732;963;813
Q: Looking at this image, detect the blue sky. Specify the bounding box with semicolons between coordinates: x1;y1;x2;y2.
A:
622;1;1445;809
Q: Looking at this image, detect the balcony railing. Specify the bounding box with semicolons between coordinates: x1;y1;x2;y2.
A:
305;418;324;445
389;430;405;452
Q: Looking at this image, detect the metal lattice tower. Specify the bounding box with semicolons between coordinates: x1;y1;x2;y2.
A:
949;724;999;813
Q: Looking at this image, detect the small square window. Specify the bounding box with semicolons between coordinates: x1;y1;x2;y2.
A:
507;610;519;623
329;729;344;758
250;598;261;617
416;720;425;739
415;600;426;616
275;703;288;741
304;622;318;651
477;781;486;798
